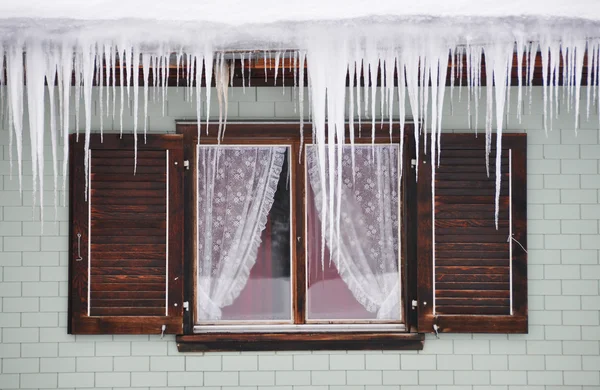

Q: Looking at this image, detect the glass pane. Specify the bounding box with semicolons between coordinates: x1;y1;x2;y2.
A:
306;145;401;321
196;145;292;322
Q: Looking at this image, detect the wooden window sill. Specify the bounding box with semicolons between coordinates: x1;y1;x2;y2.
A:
176;332;425;352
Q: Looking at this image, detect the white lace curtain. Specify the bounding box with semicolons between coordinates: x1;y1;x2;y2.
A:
306;145;401;320
196;145;286;320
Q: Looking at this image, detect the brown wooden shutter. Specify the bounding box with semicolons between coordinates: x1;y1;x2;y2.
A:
69;134;184;334
417;134;527;333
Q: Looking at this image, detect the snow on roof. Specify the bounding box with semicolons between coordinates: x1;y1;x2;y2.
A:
2;0;600;24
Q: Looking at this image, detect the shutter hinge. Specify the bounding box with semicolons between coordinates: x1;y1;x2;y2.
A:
410;159;417;168
183;160;190;170
183;301;190;311
411;299;418;309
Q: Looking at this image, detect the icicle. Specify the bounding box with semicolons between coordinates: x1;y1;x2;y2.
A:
131;46;141;173
119;47;125;137
240;52;246;93
348;58;356;179
163;50;170;117
98;49;104;140
397;53;406;178
517;40;526;119
248;52;252;88
104;44;112;120
384;52;395;141
282;51;286;92
528;42;537;111
142;53;151;142
305;37;348;269
573;41;585;131
484;47;494;178
489;43;513;228
586;41;594;120
356;57;362;137
26;43;47;221
111;45;116;124
437;50;448;168
7;43;25;194
404;46;420;179
450;47;456;115
176;48;183;89
293;51;298;105
74;52;82;141
540;41;550;134
45;47;60;219
229;54;235;88
264;51;268;82
194;53;204;143
298;51;306;163
60;43;72;203
549;42;561;131
274;51;280;86
187;53;193;102
153;54;159;102
81;42;96;200
215;53;230;142
204;50;214;135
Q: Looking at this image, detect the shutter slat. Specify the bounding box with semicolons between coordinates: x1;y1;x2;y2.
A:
91;260;167;267
90;308;166;316
92;220;166;229
91;267;166;275
417;134;527;334
91;275;166;284
69;134;184;334
93;299;166;308
92;236;166;245
436;282;509;290
91;173;167;182
436;306;510;315
92;181;166;190
92;283;166;292
436;290;510;298
91;189;165;198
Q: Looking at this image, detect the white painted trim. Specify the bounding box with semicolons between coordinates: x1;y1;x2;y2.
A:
165;149;170;316
87;150;92;317
509;148;513;316
194;323;406;333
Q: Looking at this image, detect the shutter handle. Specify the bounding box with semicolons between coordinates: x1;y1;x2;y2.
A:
75;233;83;262
161;324;166;339
433;324;440;338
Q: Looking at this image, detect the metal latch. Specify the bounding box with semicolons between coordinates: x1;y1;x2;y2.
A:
183;160;190;170
183;301;190;311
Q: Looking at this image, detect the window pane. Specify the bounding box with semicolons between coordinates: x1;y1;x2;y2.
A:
306;145;401;321
196;146;292;322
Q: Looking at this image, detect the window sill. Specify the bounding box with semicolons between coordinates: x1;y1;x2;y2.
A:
176;332;424;352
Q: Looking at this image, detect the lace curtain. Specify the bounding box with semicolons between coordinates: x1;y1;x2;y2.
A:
196;145;286;320
306;145;401;320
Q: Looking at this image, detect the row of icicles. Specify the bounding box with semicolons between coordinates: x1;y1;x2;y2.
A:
0;39;599;232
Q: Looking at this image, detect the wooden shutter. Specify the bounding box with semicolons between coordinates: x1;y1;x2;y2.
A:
69;134;184;334
417;134;527;333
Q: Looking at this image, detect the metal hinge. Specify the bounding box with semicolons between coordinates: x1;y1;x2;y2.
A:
411;299;418;309
183;301;190;311
411;159;417;168
183;160;190;170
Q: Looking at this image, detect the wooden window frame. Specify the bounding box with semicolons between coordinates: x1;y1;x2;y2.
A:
67;123;526;350
175;122;424;351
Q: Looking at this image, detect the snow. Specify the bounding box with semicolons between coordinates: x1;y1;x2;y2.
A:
2;0;600;24
1;5;600;231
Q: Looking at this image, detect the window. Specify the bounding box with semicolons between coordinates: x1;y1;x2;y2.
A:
68;123;528;351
